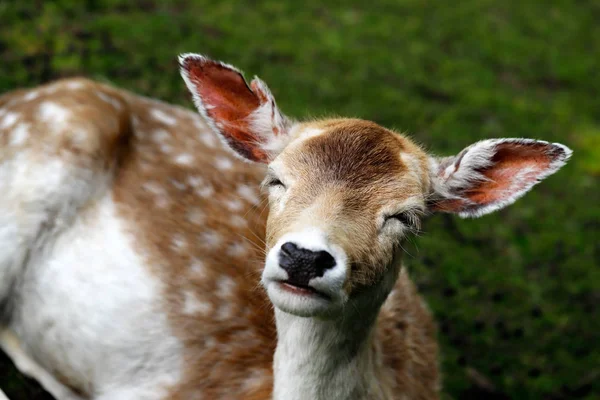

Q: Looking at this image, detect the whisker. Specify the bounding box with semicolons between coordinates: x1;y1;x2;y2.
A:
236;233;267;256
245;228;267;247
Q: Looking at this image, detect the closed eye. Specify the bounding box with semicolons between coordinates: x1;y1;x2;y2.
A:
262;171;287;190
383;210;421;232
386;212;413;226
266;177;285;188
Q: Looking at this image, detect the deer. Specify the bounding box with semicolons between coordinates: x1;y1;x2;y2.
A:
0;53;571;400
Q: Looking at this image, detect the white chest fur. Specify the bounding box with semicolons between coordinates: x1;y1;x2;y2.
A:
10;195;183;398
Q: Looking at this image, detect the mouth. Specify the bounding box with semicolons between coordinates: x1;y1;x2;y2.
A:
277;280;331;300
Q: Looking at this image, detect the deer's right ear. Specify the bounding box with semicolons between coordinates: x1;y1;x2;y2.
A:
179;53;292;163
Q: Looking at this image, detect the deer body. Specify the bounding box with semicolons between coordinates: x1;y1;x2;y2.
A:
0;78;278;400
0;54;571;400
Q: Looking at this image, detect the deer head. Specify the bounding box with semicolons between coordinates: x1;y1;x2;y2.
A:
179;54;572;319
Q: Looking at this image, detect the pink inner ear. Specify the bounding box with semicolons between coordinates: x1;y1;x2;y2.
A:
431;141;565;215
185;58;270;162
465;142;552;205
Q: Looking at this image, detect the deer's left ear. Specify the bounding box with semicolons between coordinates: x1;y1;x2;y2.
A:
428;139;572;218
179;53;292;163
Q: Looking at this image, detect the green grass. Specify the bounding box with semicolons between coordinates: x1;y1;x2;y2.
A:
1;0;598;398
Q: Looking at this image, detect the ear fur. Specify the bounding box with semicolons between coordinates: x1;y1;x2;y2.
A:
179;53;292;163
429;138;572;218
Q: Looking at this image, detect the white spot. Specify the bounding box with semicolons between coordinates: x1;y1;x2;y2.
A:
44;85;59;94
216;276;236;299
215;156;233;171
216;302;234;320
174;153;194;166
143;181;165;195
225;199;244;212
131;115;141;129
96;91;122;110
182;290;212;316
205;337;217;349
152;129;170;143
38;102;70;129
155;198;169;208
9;123;29;146
171;234;187;251
226;242;249;258
71;128;90;146
237;184;260;205
187;209;205;225
64;81;86;90
200;132;217;148
143;181;169;208
241;369;268;391
195;185;214;198
151;108;177;126
23;90;40;101
170;179;186;191
187;176;204;188
160;143;173;154
190;258;206;276
139;161;151;172
199;231;222;247
0;112;19;129
229;215;248;228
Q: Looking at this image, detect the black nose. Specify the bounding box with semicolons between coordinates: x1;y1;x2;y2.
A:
278;242;336;285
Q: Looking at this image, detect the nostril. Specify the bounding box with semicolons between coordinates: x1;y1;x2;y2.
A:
281;242;298;256
315;250;336;270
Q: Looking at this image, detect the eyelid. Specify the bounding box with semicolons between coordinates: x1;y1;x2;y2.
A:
384;210;415;222
262;171;286;189
268;178;285;187
383;208;423;230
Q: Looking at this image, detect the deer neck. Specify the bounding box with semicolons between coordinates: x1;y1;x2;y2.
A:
271;264;399;400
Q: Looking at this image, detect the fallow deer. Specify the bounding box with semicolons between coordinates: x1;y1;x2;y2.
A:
0;54;571;400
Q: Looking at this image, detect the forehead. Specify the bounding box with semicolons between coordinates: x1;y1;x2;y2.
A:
278;119;423;190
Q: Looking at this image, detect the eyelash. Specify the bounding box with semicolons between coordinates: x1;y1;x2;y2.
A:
265;176;286;189
384;211;421;232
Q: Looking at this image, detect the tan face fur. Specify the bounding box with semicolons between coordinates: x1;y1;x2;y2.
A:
264;119;430;296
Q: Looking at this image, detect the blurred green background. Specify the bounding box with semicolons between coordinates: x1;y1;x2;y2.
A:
0;0;598;399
